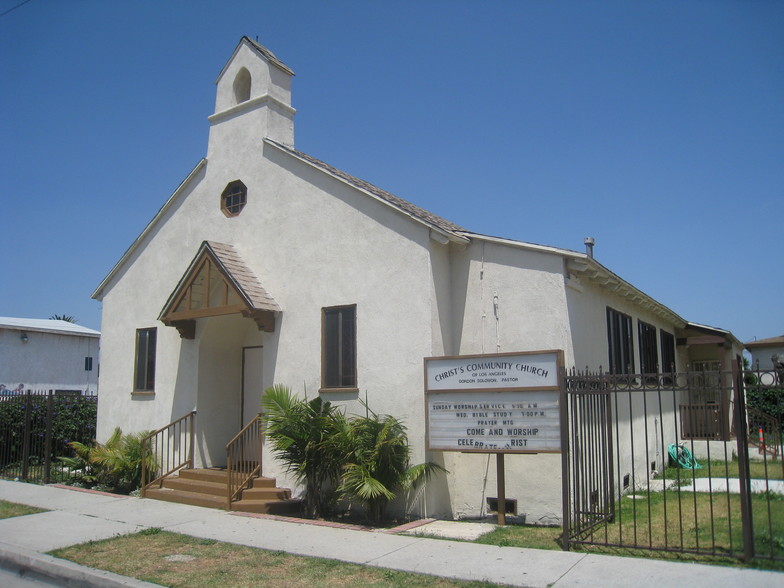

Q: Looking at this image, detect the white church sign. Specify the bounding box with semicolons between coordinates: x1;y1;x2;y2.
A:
425;350;564;453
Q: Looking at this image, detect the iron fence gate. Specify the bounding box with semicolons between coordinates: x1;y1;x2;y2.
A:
562;361;783;563
0;390;98;484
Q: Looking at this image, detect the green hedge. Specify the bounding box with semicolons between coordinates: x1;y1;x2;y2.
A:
0;394;98;470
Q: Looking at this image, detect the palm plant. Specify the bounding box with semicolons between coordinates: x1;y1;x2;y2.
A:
261;385;348;518
62;427;155;493
339;409;446;524
60;438;102;486
89;427;156;493
49;314;77;323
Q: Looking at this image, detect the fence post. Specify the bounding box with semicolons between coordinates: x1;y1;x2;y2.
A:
560;368;571;550
44;391;54;484
733;359;754;562
21;391;32;481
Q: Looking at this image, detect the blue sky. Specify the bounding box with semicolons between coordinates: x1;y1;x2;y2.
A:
1;1;781;345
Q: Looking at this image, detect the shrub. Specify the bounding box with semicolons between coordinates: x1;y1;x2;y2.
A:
339;409;446;524
0;394;97;469
62;427;155;494
261;385;446;523
261;385;348;518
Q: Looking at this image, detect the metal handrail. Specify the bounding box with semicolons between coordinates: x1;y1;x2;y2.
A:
141;411;196;497
226;414;262;509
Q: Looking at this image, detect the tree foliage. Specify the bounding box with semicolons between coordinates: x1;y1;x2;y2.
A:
339;408;446;524
62;427;155;493
0;394;97;469
261;385;446;523
49;314;77;323
261;385;348;518
743;357;784;428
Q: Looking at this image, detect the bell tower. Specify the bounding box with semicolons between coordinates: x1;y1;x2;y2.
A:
207;37;295;159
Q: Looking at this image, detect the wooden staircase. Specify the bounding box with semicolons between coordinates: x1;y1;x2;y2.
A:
144;467;302;515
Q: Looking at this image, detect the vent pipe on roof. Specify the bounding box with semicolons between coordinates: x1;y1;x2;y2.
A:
584;237;595;258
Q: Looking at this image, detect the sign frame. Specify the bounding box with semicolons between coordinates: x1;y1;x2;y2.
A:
424;349;565;455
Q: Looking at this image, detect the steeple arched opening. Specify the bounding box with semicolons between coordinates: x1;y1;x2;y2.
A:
233;68;252;104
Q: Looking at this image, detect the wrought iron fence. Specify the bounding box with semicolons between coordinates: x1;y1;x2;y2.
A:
0;389;98;484
563;363;784;563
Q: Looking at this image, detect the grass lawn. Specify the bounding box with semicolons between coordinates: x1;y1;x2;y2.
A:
50;529;500;588
0;500;46;519
473;469;784;573
661;458;784;482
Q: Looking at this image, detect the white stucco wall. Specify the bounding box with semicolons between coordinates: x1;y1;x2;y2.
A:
749;344;784;371
423;239;574;523
0;327;99;394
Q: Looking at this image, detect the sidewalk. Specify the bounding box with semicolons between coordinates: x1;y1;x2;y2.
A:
0;480;781;588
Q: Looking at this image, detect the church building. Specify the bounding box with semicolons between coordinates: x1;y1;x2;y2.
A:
93;37;741;523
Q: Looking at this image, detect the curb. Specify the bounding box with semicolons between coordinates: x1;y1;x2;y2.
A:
0;542;160;588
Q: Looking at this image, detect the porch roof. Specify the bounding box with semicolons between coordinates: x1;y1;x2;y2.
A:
203;241;280;313
158;241;280;337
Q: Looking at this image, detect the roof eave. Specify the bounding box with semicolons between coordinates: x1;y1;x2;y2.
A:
566;255;687;327
264;140;469;245
459;231;585;259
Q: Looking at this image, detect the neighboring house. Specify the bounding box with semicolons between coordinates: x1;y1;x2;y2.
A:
0;317;100;395
92;37;742;522
745;335;784;372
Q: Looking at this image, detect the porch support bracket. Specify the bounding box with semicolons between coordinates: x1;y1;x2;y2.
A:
243;309;276;332
164;319;196;340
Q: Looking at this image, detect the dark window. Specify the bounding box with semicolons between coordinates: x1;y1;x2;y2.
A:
221;180;247;217
322;305;356;389
638;321;658;374
660;330;676;373
84;357;93;371
606;307;634;374
134;328;157;392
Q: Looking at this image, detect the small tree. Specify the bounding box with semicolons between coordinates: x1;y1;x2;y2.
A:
261;385;348;518
63;427;155;493
339;408;446;524
744;357;784;428
49;314;77;323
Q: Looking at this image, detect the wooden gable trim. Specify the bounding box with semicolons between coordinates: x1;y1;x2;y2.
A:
159;242;278;338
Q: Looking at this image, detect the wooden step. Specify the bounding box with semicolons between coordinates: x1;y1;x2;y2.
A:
162;477;227;497
240;486;292;501
144;467;301;515
248;477;276;489
144;486;226;509
179;467;229;483
231;498;302;515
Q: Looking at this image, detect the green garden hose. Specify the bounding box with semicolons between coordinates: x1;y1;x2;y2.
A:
668;443;702;470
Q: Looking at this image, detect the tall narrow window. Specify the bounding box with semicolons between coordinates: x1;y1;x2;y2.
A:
638;321;658;374
134;328;157;392
606;307;634;374
322;305;356;389
660;330;676;373
84;357;93;371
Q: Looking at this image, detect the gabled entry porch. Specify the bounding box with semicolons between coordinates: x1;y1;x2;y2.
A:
141;241;297;513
